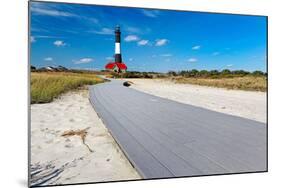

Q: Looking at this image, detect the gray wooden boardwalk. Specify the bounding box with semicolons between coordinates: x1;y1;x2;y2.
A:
89;80;267;179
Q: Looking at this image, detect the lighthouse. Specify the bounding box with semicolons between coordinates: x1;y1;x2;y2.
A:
105;26;127;73
114;25;122;63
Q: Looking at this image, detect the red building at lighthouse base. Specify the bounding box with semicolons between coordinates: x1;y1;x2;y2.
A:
105;62;127;73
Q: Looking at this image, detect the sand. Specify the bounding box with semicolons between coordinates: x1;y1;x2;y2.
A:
125;79;266;123
30;79;266;185
30;89;140;186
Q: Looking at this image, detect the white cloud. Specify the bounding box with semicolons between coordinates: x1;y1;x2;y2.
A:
125;26;151;35
87;17;99;24
165;58;171;62
124;35;139;42
212;52;220;56
155;39;168;46
74;58;94;64
30;36;36;43
31;3;99;24
192;45;201;50
160;54;172;57
126;26;141;34
44;57;53;61
188;58;198;62
227;64;233;67
54;40;66;47
141;10;159;18
91;28;114;35
137;40;149;46
34;35;62;39
31;7;76;17
106;57;114;61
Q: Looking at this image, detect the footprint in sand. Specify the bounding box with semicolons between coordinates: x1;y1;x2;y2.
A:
65;143;73;148
95;133;107;137
45;139;53;144
79;157;84;160
69;118;75;122
65;138;71;142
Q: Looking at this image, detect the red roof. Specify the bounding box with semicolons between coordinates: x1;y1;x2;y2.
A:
116;62;127;70
105;62;116;69
105;62;127;70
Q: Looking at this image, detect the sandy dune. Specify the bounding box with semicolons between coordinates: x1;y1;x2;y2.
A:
30;90;140;186
125;79;266;123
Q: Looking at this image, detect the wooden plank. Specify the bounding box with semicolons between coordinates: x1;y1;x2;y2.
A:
94;86;203;176
97;85;265;172
89;86;174;178
89;80;267;178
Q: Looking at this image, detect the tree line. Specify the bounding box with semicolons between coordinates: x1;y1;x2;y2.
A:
112;69;266;79
167;69;267;78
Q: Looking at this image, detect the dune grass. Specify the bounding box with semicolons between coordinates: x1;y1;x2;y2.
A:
172;76;267;92
31;72;104;104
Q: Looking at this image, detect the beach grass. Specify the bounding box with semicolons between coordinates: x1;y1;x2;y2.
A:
172;76;267;92
31;72;104;103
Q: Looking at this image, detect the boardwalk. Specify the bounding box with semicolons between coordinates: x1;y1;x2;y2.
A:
89;80;267;179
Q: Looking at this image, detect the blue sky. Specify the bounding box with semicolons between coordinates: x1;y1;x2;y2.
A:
30;1;267;72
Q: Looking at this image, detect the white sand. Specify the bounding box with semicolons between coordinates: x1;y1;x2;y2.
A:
31;90;140;186
125;79;266;123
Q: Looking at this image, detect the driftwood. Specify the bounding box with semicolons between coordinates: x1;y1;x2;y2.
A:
61;127;93;152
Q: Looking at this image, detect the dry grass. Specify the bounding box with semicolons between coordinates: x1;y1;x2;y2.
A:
172;76;267;92
31;72;104;103
105;74;114;78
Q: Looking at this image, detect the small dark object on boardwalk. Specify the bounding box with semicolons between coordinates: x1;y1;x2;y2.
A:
123;81;132;87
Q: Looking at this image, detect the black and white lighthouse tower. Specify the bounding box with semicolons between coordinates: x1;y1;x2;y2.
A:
114;25;122;63
105;25;127;72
